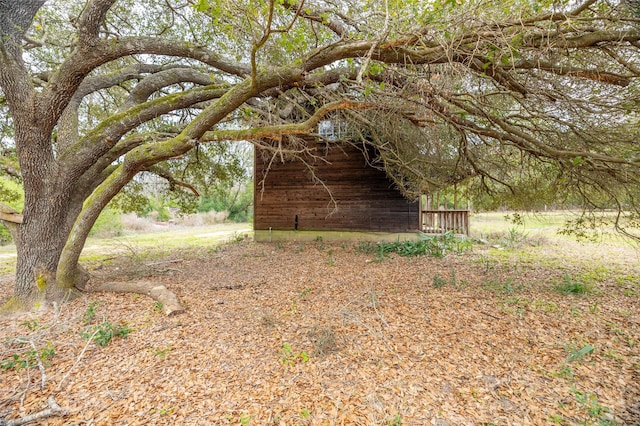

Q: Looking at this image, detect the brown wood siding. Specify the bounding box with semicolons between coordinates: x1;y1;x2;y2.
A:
254;140;419;232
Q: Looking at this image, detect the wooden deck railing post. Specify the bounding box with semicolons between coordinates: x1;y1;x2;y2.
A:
420;209;470;235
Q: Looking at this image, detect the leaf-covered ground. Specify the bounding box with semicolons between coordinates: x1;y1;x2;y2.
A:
1;236;639;425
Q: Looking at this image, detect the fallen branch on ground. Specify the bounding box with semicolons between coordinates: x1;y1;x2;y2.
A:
145;259;183;267
1;396;68;426
91;281;184;315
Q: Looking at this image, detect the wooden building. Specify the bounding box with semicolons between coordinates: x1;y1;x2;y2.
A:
253;139;421;241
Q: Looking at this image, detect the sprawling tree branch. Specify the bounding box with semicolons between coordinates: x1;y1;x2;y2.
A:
146;165;200;196
39;35;251;136
62;84;230;178
203;99;375;141
77;0;117;42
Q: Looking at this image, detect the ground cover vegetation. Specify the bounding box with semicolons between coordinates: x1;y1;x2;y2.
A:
0;0;639;311
0;216;638;424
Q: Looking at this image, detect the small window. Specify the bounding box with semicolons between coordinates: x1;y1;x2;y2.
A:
318;120;350;140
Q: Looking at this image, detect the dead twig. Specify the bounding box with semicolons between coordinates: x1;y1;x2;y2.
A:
370;295;390;329
145;259;183;267
56;327;100;391
153;322;183;333
481;311;502;320
27;341;46;391
2;396;68;426
210;284;246;290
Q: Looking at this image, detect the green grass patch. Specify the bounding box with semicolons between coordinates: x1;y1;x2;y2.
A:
483;277;523;294
483;246;564;270
555;272;595;295
79;223;251;263
576;265;610;286
532;299;559;313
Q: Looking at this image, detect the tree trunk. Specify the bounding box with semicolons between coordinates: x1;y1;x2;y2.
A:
0;91;92;311
6;147;88;310
8;201;86;310
5;215;90;312
56;165;135;288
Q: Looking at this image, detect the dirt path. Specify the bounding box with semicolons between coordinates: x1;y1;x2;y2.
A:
0;239;639;425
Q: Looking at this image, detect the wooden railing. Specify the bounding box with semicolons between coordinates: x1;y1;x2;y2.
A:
421;209;470;235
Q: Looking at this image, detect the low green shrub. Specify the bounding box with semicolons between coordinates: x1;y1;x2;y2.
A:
81;322;132;347
432;273;447;288
359;232;472;259
0;343;55;371
0;225;12;245
280;342;309;366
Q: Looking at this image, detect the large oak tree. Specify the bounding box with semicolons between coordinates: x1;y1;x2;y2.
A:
0;0;639;310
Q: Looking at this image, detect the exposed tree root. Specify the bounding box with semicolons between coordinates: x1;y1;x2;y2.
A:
0;396;68;426
91;281;185;315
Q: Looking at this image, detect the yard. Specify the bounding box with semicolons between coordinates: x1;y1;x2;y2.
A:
0;212;639;425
